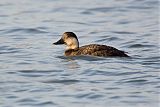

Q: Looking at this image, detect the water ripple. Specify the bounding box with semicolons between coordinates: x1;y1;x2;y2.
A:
42;79;79;84
95;37;121;42
86;7;116;13
0;46;20;54
56;55;106;61
17;70;56;77
16;99;56;106
112;31;136;34
1;28;48;35
128;44;155;48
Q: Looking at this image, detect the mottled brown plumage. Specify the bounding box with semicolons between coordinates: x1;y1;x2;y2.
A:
65;44;128;57
53;32;129;57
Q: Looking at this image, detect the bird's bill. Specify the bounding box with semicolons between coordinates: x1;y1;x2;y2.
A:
53;38;64;45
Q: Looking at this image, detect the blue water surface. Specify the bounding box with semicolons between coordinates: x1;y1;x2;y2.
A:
0;0;159;107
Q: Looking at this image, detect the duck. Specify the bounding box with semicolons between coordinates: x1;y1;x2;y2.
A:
53;32;129;57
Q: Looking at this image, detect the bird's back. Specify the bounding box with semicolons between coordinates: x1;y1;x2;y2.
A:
65;44;129;57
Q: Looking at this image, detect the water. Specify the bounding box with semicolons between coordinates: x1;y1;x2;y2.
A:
0;0;159;107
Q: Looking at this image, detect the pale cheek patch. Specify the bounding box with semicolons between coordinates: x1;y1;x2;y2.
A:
67;39;73;46
65;38;79;49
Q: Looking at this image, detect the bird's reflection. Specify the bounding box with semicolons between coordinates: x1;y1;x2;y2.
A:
65;58;80;70
56;56;80;70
